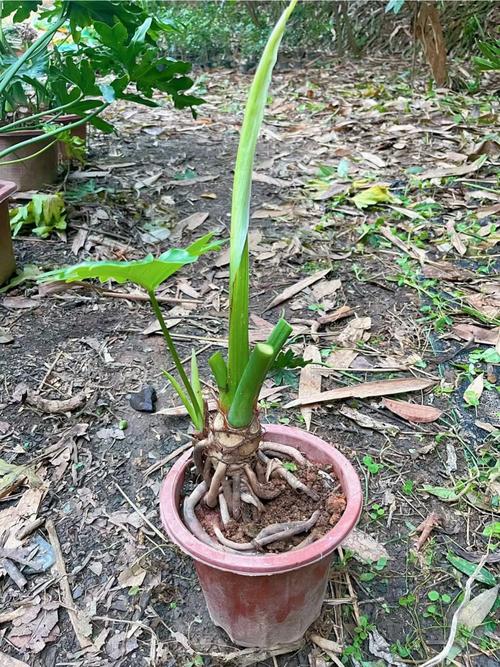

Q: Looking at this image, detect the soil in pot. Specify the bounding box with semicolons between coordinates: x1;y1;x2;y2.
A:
185;446;347;554
0;130;58;190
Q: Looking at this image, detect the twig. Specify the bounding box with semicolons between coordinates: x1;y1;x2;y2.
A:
113;483;166;542
46;520;94;649
418;555;489;667
38;350;63;391
414;512;441;551
143;442;192;478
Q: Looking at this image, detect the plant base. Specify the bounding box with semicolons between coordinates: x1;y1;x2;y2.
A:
160;424;362;648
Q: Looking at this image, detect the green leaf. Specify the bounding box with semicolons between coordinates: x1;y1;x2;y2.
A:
464;374;484;408
428;590;440;602
447;552;497;587
483;521;500;538
352;185;397;209
38;233;222;292
421;484;460;501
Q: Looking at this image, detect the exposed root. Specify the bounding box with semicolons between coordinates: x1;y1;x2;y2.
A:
259;451;320;501
254;510;320;548
218;493;231;527
232;470;241;520
260;442;307;465
193;439;208;476
213;525;255;552
183;482;218;548
204;460;227;508
244;465;281;500
241;484;265;513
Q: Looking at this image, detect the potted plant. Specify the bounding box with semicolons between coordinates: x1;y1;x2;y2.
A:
0;179;17;284
40;0;362;649
0;1;203;183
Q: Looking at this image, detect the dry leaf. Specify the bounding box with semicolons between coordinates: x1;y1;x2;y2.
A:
417;156;486;180
450;324;500;347
339;405;399;436
312;279;341;301
341;528;390;564
337;317;371;345
179;211;209;232
251;171;291;188
458;584;499;630
317;305;353;326
285;377;435;408
299;346;322;430
382;398;442;423
118;564;147;589
0;652;30;667
326;348;358;369
265;269;329;310
2;297;39;310
369;629;405;667
446;219;467;255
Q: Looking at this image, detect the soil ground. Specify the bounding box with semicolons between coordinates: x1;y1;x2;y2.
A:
0;56;499;666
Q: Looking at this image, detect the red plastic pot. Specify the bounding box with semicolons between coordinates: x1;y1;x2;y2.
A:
0;129;58;190
0;180;17;285
160;424;362;648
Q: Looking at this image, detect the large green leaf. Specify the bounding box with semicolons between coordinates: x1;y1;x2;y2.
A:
39;233;222;292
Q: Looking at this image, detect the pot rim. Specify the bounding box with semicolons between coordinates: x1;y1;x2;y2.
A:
160;424;362;575
0;179;17;202
0;128;47;138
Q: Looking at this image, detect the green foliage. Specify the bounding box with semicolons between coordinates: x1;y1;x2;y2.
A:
474;40;500;71
39;233;221;291
10;193;66;238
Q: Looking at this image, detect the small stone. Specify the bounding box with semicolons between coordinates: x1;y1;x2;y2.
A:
130;386;157;413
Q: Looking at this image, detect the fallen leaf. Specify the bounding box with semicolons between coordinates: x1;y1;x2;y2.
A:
477;202;500;221
134;172;162;189
251;204;294;219
463;374;484;407
71;229;88;256
339;405;399;436
285;377;435;408
166;174;218;186
337;317;371;345
96;427;125;441
118;564;147;589
317;305;353;326
0;459;41;500
265;268;329;311
312;278;341;301
446;552;497;587
0;651;30;666
325;348;358;369
179;211;209;232
468;139;500;161
106;631;138;660
251;171;292;188
341;528;390;563
8;602;59;653
369;629;405;667
446;219;467;255
421;485;459;501
352;185;396;209
299;346;322;430
2;296;39;310
423;262;474;281
382;398;442;423
417;155;487;180
450;323;500;347
458;584;499;630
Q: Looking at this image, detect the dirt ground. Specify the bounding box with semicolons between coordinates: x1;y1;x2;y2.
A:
0;56;499;667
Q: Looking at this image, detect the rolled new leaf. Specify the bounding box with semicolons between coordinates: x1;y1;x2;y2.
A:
228;343;274;428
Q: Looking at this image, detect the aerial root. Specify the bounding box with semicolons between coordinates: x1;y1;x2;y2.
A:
184;481;217;547
204;460;227;508
218;492;231;527
213;525;255;552
260;442;307;465
254;510;320;548
259;451;320;501
244;465;281;500
232;470;241;520
193;439;208;476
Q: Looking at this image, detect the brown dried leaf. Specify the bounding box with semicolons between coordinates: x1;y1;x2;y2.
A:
341;528;390;564
382;398;442;423
450;324;500;347
264;269;330;311
417;156;486;180
299;346;322;430
285;377;435;408
0;651;30;666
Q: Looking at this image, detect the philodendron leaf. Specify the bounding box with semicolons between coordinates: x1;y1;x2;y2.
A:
230;0;297;281
39;233;222;292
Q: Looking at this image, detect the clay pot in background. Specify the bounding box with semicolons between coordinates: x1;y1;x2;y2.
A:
0;180;17;285
160;424;362;648
0;130;58;190
55;115;87;161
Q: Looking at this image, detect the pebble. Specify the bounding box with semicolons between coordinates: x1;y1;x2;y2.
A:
129;385;157;413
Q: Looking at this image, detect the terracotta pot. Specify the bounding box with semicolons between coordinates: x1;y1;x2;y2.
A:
54;114;87;161
160;424;362;648
0;180;17;285
0;129;58;190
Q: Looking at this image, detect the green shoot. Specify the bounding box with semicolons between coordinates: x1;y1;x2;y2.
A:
228;343;274;428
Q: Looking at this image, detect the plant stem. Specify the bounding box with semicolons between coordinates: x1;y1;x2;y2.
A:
228;240;249;401
148;290;201;423
266;317;293;360
208;350;229;408
0;96;85;134
0;105;108;160
228;343;274;428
